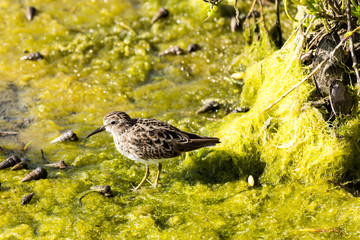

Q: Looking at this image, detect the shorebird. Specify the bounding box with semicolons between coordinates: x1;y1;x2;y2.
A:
87;111;220;191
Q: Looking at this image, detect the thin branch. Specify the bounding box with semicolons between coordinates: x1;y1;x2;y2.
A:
245;0;257;42
275;15;309;59
257;0;269;38
347;0;360;94
284;0;297;21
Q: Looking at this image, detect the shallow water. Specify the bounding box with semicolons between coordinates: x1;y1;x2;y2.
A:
2;0;357;239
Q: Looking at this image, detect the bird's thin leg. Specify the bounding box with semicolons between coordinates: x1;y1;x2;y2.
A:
133;164;150;191
153;163;162;188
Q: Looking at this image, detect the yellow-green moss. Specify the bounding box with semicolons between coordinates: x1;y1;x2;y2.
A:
1;0;359;239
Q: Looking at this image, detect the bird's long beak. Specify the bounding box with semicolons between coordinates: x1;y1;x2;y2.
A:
86;125;105;138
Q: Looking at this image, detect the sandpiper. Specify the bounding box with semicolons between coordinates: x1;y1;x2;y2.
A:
86;111;220;191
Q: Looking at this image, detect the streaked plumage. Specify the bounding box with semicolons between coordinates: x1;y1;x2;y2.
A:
87;111;220;190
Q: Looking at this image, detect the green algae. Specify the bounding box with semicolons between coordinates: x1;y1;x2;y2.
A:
1;0;359;239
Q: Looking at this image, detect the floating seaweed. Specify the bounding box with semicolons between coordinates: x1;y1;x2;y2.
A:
79;185;113;206
151;7;169;24
21;167;47;182
44;160;67;169
0;155;21;169
21;193;34;205
20;52;44;61
26;6;37;21
50;130;78;143
196;101;220;114
159;45;184;56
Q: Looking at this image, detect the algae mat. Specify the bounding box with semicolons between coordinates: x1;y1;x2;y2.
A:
1;0;359;239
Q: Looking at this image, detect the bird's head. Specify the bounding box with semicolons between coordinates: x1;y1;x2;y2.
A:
86;111;132;138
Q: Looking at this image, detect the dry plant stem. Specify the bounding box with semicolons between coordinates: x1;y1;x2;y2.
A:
257;0;269;39
0;131;18;137
118;21;136;35
275;15;309;59
245;0;257;23
274;0;283;46
308;28;325;50
346;0;360;94
329;0;341;14
253;12;259;41
245;0;257;39
263;34;351;112
284;0;297;21
234;0;240;25
299;228;342;234
41;149;49;163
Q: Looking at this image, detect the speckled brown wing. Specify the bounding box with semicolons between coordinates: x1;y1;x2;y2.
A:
128;118;220;159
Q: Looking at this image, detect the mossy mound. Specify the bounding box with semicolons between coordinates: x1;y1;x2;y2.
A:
202;31;360;186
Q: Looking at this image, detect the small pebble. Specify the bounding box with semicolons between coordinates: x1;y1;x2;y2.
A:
329;80;352;116
248;175;255;187
151;7;169;24
231;72;245;80
230;16;241;32
26;6;37;21
187;43;199;53
21;193;34;205
50;130;78;143
159;45;184;56
231;107;250;113
44;160;67;169
20;52;43;61
197;101;220;114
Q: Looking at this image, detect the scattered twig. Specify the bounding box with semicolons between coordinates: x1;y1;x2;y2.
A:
245;0;257;41
284;0;297;21
299;228;342;235
275;15;309;59
0;131;18;137
118;21;136;35
203;0;223;6
273;0;283;48
327;179;360;196
23;140;34;151
346;0;360;94
307;28;325;50
257;0;270;42
245;0;257;23
328;0;341;15
234;0;240;25
41;149;49;163
78;185;113;206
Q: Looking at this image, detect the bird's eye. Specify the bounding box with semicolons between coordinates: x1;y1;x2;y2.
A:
111;121;116;125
